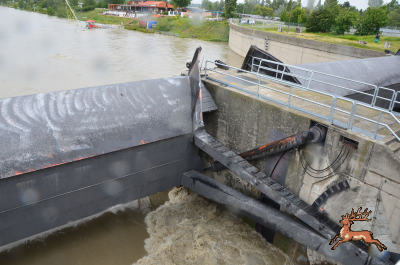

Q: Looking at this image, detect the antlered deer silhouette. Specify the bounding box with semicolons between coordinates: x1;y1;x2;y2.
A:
330;207;387;252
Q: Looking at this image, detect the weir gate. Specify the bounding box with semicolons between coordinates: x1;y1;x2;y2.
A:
0;48;399;265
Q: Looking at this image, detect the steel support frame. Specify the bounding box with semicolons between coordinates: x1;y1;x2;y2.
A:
193;130;387;265
181;170;384;265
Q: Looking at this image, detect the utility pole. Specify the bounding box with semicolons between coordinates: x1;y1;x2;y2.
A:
287;6;292;33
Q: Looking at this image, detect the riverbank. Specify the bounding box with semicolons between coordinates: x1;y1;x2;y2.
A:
1;5;229;42
241;24;400;52
125;17;229;42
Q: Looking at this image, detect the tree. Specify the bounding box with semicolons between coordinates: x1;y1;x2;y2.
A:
386;0;399;12
274;4;285;17
290;6;305;23
388;8;400;27
256;5;274;16
324;0;338;10
306;7;334;32
224;0;236;18
18;0;26;9
332;8;359;34
368;0;384;7
172;0;191;9
83;0;95;10
356;7;388;35
315;0;321;8
307;0;315;10
342;1;350;8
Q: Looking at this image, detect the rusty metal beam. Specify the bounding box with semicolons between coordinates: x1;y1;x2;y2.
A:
208;126;326;172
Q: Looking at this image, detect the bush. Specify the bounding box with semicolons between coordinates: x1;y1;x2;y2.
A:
46;7;55;15
356;7;388;35
81;5;95;11
306;7;335;32
332;8;359;34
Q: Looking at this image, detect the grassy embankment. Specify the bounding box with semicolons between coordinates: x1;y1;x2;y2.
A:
242;24;400;52
74;9;229;42
125;16;229;42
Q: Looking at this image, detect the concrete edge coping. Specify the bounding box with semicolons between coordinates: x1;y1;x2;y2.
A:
229;22;385;59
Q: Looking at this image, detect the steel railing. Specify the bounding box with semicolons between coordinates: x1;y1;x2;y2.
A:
204;60;400;142
250;57;400;113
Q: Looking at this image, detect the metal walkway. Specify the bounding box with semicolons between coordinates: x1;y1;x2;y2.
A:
204;60;400;144
193;130;388;265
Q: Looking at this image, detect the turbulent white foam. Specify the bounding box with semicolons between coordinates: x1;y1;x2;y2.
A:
134;187;294;265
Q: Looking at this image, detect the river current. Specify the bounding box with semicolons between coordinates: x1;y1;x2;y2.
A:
0;7;292;265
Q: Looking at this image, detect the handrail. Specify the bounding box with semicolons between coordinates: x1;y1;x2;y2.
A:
204;60;400;142
251;57;398;113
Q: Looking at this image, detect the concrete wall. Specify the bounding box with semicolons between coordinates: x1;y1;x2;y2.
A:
229;23;385;64
202;79;400;256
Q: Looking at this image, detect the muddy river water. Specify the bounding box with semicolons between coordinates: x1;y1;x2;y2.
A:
0;7;292;265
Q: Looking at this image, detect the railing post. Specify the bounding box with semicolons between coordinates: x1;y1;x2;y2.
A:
389;91;398;112
257;74;261;97
288;86;293;108
371;86;378;107
281;66;286;80
228;67;231;87
329;97;337;123
349;103;357;130
204;61;207;78
374;112;383;140
276;63;279;78
252;57;255;72
307;71;314;89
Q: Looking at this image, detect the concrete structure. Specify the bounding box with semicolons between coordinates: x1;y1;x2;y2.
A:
201;77;400;261
108;1;173;13
229;22;385;64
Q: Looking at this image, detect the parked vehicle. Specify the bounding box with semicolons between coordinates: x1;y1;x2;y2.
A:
240;19;255;25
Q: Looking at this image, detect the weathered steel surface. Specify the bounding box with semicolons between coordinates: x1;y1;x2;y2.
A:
0;48;206;248
181;170;386;265
0;77;193;179
193;130;386;264
0;134;203;248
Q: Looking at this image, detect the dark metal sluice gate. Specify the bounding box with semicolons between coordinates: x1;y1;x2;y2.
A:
0;48;391;265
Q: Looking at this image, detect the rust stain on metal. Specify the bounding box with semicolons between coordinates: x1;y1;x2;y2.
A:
12;155;96;177
241;136;296;158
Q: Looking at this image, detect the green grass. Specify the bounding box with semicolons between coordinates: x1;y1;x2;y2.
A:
76;11;229;42
151;17;229;42
124;21;155;34
75;9;133;25
242;24;400;52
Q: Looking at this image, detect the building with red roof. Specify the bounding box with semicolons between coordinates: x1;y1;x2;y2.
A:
108;1;173;13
